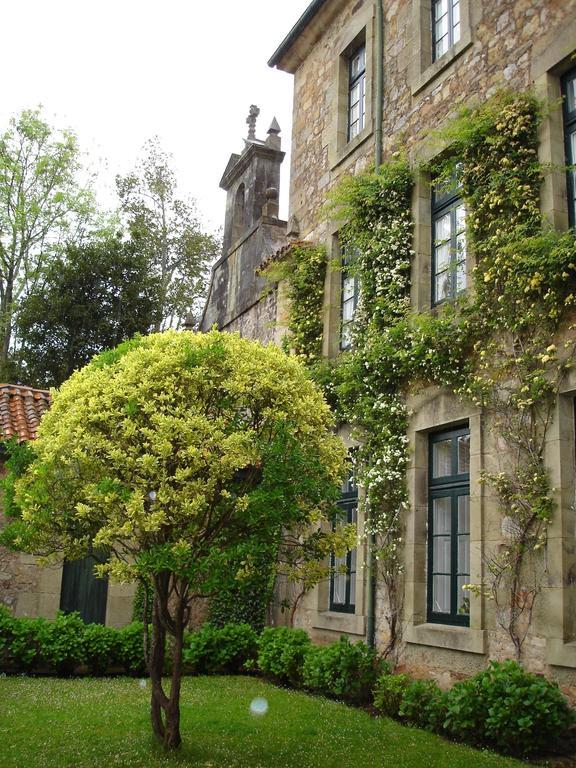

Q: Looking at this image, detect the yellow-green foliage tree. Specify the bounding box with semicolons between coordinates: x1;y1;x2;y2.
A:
2;329;346;749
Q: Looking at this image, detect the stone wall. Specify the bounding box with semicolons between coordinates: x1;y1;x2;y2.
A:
268;0;576;689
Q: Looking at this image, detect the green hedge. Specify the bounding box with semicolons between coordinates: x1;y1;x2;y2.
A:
183;622;258;674
0;606;146;676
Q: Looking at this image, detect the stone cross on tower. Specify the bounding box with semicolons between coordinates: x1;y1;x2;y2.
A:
246;104;260;140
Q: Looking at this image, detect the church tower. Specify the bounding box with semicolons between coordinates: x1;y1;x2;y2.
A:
200;107;287;340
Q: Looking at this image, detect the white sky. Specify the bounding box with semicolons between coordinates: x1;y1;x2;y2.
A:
0;0;312;235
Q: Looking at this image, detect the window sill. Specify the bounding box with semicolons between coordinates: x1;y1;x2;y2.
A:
313;611;366;636
329;126;373;171
411;34;473;97
547;638;576;668
405;622;486;654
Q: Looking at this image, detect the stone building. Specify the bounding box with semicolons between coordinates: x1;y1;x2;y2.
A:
0;384;134;626
204;0;576;691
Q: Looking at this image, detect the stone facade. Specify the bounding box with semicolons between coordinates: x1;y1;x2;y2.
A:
263;0;576;691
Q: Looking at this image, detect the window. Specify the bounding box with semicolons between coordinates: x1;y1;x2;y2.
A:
330;469;357;613
432;0;461;61
428;427;470;626
432;177;466;305
340;246;359;350
60;552;108;624
348;45;366;141
563;68;576;228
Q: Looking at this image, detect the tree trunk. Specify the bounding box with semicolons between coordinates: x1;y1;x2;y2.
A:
148;574;187;751
163;623;184;750
149;587;168;743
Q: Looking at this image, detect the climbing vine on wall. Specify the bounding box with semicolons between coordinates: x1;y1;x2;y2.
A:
263;242;327;364
323;92;576;659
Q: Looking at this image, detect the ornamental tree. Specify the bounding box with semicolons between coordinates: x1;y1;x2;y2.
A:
3;329;347;749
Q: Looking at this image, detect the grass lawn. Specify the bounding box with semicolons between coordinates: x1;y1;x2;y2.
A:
0;675;533;768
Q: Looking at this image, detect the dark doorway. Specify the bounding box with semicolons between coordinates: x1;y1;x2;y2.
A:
59;552;108;624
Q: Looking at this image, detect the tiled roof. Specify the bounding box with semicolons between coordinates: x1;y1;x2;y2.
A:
0;384;51;442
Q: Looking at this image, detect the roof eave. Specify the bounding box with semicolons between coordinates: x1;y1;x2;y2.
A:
268;0;331;73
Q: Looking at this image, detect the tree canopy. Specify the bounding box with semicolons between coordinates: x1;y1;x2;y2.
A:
117;138;220;330
3;329;347;749
0;108;96;375
12;236;161;387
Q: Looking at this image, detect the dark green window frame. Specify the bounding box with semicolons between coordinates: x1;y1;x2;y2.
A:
562;68;576;228
432;0;461;61
427;426;470;627
432;180;466;306
348;44;366;141
329;469;357;613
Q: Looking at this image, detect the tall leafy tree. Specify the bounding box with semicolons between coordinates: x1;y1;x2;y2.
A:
0;108;96;374
117;138;220;330
2;330;348;750
12;236;160;388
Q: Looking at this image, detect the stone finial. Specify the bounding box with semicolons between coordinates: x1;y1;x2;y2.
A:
246;105;260;140
182;313;196;331
267;117;281;135
287;215;300;240
262;187;279;219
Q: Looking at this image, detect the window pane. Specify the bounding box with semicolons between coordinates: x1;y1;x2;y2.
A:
458;435;470;474
455;203;466;231
458;494;470;533
458;534;469;575
457;577;470;615
567;74;576;113
350;83;360;106
452;0;460;24
435;241;451;271
456;231;466;259
453;21;461;44
341;323;352;348
434;535;451;572
342;297;355;322
433;496;451;533
435;36;449;59
432;441;452;478
433;575;451;613
349;572;356;606
332;569;347;604
434;0;448;21
343;275;356;301
435;270;452;302
456;261;466;293
436;16;448;40
435;211;452;242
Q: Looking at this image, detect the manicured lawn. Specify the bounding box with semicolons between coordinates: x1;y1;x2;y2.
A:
0;675;532;767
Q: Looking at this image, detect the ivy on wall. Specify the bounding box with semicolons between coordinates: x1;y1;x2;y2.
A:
263;242;327;364
314;92;576;658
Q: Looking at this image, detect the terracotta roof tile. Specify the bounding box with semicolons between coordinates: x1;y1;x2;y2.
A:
0;384;51;443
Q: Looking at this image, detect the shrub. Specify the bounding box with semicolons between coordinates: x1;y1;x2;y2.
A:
183;623;258;675
118;622;146;675
39;611;86;675
398;679;446;731
443;660;574;756
373;672;410;718
0;607;46;672
257;626;312;687
302;636;385;704
208;551;276;632
83;623;122;675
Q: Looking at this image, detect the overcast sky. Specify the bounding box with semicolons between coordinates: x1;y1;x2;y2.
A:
0;0;312;234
